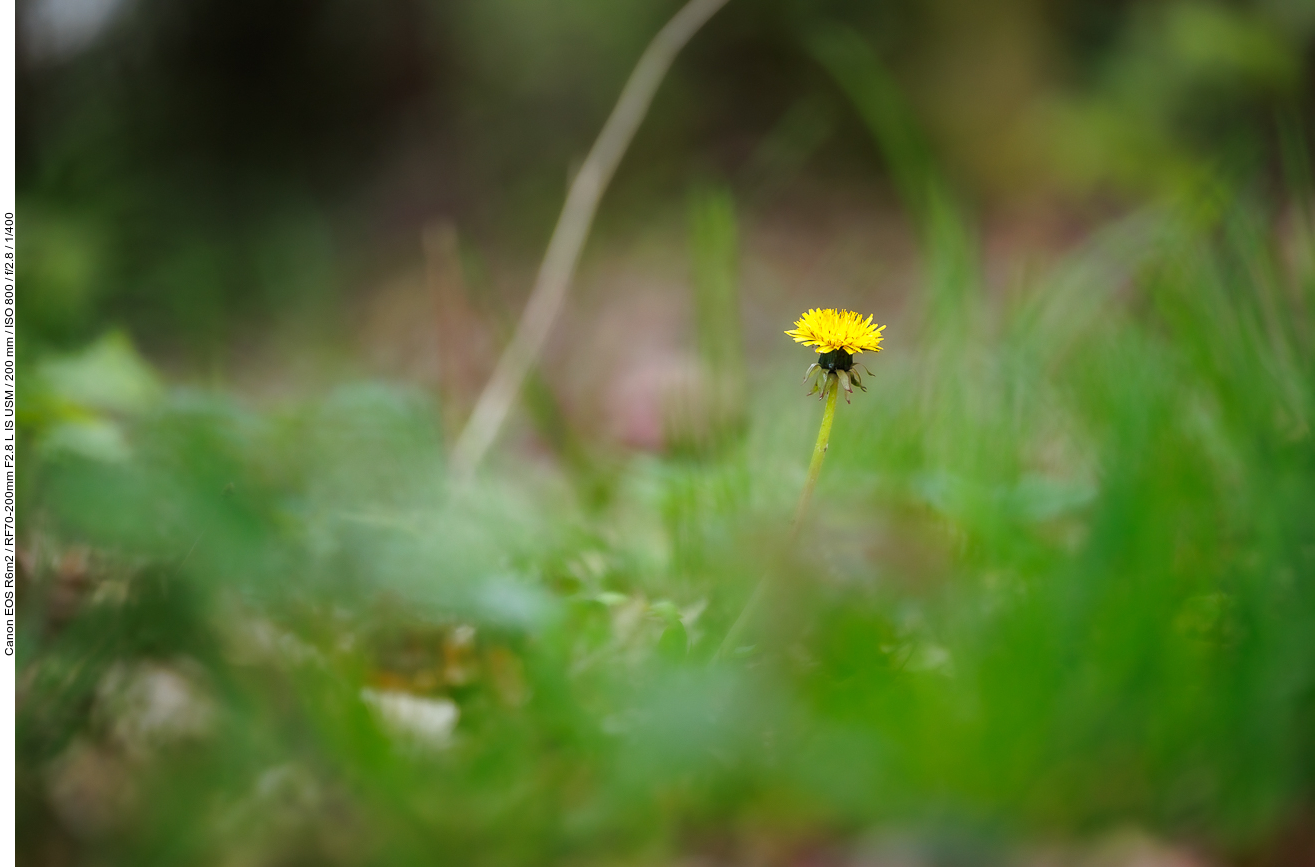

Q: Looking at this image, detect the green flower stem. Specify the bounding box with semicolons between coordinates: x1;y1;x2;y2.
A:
793;371;839;527
713;374;837;663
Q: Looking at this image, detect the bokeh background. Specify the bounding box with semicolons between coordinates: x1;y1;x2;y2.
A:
15;1;1315;865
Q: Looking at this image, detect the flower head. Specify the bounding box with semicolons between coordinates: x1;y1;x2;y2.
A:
787;308;885;403
785;308;885;356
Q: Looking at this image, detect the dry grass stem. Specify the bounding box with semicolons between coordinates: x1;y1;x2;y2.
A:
450;0;733;480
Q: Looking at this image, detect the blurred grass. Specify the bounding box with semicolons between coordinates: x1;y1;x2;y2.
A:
19;175;1315;863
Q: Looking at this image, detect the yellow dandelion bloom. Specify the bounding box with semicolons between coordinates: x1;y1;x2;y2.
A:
785;308;885;356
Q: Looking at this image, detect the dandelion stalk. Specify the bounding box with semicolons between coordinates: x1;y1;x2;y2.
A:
713;374;838;663
793;372;838;527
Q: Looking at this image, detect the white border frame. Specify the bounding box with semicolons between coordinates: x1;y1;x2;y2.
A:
1;0;16;861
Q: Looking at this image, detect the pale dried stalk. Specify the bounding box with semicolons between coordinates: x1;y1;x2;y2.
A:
450;0;733;480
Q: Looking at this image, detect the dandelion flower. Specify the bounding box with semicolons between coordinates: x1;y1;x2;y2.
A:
786;308;885;356
786;308;885;402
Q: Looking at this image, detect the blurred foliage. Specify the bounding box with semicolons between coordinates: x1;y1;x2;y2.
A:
1045;0;1312;196
19;179;1315;863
